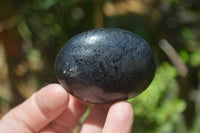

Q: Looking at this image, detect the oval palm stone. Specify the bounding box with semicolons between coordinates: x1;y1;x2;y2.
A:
56;28;156;104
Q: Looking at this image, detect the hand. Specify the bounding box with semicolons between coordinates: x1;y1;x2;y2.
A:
0;84;134;133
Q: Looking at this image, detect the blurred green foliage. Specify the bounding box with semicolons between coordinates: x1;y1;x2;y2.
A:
130;62;186;132
0;0;200;133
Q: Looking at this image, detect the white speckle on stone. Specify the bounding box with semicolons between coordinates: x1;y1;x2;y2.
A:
63;70;66;74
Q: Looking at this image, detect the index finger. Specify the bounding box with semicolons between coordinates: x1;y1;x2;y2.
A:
0;84;69;133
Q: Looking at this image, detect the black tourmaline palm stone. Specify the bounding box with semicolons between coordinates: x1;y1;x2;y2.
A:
56;28;156;104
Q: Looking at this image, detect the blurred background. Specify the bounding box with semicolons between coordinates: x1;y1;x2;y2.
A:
0;0;200;132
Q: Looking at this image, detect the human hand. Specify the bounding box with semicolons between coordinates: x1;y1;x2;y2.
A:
0;84;134;133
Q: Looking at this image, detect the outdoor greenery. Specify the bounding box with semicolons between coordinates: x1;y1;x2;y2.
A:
0;0;200;133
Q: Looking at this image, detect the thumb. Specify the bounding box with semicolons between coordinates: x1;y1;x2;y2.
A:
0;84;69;133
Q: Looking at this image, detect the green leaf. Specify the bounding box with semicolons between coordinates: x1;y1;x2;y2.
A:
33;0;58;10
179;50;189;63
189;50;200;67
181;27;195;40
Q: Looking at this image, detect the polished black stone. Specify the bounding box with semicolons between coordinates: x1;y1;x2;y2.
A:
56;28;156;104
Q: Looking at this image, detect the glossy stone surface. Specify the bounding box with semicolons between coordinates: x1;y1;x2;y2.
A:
56;28;156;104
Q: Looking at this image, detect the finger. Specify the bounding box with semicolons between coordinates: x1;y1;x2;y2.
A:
78;104;111;133
0;84;69;133
102;101;134;133
43;95;89;133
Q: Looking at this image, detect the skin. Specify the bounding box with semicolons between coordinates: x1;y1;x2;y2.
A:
0;84;134;133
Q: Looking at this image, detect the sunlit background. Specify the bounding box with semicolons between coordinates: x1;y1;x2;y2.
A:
0;0;200;133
